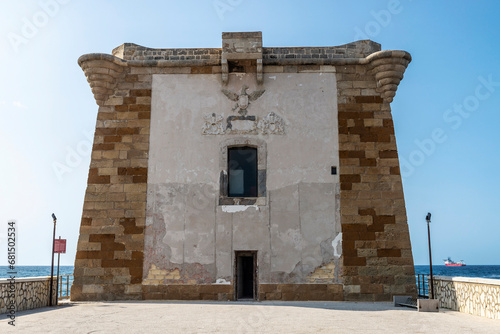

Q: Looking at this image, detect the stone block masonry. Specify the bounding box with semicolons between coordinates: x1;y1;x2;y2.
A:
72;31;416;302
336;51;417;301
72;56;153;300
434;276;500;320
0;277;57;314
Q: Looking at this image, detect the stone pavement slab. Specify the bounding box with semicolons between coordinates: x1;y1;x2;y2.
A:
1;301;499;333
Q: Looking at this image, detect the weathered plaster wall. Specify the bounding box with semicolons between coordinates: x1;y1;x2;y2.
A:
144;72;341;288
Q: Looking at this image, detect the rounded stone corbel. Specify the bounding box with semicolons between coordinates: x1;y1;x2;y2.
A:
366;50;412;103
78;54;128;106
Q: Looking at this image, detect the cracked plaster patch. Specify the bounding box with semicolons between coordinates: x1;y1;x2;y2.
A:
332;232;342;258
221;205;259;213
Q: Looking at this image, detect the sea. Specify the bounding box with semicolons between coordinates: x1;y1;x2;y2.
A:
413;265;500;279
0;266;75;298
0;266;74;279
1;265;500;280
0;265;498;300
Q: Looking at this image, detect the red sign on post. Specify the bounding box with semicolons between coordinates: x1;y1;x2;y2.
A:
54;239;66;254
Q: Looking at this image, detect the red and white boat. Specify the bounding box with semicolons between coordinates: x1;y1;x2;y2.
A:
444;257;466;267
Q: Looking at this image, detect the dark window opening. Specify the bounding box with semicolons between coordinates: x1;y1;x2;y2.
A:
228;62;245;73
228;147;257;197
228;60;256;73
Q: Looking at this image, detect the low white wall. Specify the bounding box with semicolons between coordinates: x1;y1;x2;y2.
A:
0;277;57;314
434;275;500;320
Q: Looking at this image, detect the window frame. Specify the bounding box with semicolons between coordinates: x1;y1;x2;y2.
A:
228;146;258;198
219;137;267;206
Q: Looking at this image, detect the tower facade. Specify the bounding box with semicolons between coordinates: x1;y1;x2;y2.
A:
71;32;416;301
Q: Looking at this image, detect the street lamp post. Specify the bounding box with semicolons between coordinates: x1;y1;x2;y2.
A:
49;213;57;306
426;212;434;299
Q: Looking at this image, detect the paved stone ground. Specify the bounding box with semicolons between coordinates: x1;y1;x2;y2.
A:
1;301;499;333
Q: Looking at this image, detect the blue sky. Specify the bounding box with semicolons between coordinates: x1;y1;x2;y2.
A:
0;0;499;266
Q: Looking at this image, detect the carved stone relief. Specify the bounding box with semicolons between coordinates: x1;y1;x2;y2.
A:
201;113;225;135
257;112;285;135
225;116;257;135
202;112;285;136
201;85;285;135
221;85;265;116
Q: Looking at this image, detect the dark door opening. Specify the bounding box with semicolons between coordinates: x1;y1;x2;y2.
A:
235;251;257;300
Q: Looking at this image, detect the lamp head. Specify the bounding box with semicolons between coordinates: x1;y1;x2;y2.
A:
52;213;57;221
425;212;431;223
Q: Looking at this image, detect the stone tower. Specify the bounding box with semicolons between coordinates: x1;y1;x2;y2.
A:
71;32;416;301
